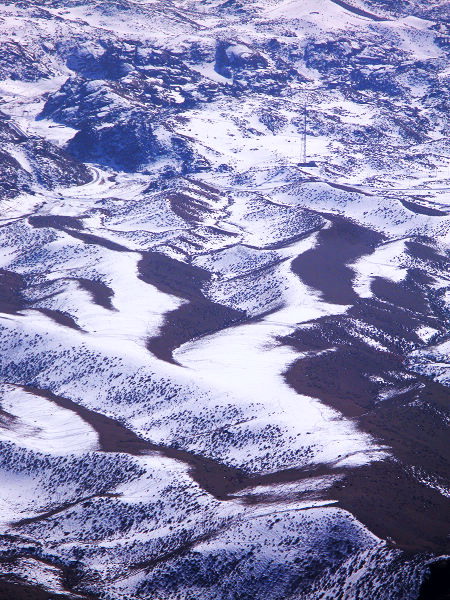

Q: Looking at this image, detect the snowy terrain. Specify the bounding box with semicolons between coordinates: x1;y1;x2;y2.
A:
0;0;449;599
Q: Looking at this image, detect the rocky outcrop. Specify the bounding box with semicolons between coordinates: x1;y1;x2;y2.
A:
67;112;159;171
24;138;92;188
215;40;299;94
215;41;269;78
0;150;31;199
0;41;52;81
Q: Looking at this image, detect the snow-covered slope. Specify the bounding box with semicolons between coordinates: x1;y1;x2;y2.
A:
0;1;448;599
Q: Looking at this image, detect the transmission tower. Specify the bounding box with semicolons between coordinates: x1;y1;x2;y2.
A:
302;103;307;164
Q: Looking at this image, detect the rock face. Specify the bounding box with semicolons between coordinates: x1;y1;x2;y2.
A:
215;39;299;94
0;113;91;199
40;76;133;127
65;42;136;81
0;149;31;199
0;41;52;81
24;138;93;188
38;42;221;171
0;1;448;599
67;112;159;171
215;40;269;77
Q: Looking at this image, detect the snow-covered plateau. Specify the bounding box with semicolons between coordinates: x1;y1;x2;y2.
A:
0;0;448;598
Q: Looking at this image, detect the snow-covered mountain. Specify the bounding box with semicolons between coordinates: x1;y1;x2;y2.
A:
0;1;449;598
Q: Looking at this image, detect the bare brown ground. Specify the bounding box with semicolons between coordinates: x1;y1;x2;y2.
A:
18;386;446;555
400;199;449;217
417;558;450;600
0;555;98;600
139;251;244;363
291;215;383;305
0;269;82;330
8;212;450;559
16;385;337;504
70;278;115;311
284;216;450;554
